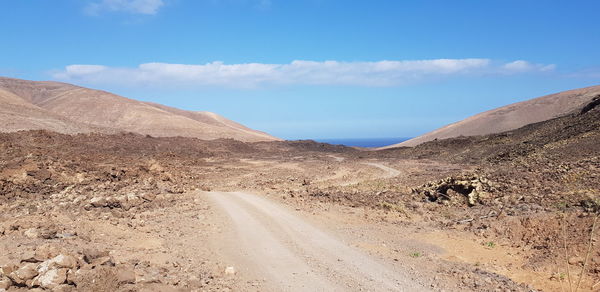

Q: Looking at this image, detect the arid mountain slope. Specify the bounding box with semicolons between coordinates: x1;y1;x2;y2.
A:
382;85;600;148
143;102;276;141
0;88;105;134
0;77;279;142
377;95;600;165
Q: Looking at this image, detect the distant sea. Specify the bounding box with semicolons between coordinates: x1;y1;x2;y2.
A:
314;137;411;148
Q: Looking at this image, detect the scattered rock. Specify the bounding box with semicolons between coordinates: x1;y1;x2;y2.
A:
0;264;17;277
568;256;584;265
65;268;83;286
127;193;143;206
140;192;156;202
90;197;107;208
24;227;57;239
36;260;53;275
34;244;61;262
413;174;495;206
82;249;109;264
112;193;145;210
55;232;77;239
31;268;68;289
36;254;78;275
115;265;136;284
91;256;114;267
224;266;236;275
8;263;38;285
24;228;40;239
52;255;79;269
0;276;12;290
66;265;119;289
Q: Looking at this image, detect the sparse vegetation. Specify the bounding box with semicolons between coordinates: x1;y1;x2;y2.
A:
484;241;496;248
380;201;408;217
409;252;422;258
557;212;599;292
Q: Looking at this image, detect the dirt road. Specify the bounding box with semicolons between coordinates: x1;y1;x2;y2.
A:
206;191;428;291
363;162;402;178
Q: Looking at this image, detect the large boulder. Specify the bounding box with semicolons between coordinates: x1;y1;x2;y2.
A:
8;263;38;285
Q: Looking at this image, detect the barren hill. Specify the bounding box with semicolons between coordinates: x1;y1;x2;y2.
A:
0;77;279;142
0;87;105;134
381;85;600;148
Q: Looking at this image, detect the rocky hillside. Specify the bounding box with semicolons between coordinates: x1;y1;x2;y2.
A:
383;85;600;148
380;94;600;166
0;77;279;142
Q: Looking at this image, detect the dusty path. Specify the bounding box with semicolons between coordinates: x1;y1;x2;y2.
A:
362;162;402;178
328;154;345;162
206;191;428;291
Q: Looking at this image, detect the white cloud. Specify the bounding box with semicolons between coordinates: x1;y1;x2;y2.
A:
502;60;556;73
64;65;108;75
52;59;554;88
86;0;164;15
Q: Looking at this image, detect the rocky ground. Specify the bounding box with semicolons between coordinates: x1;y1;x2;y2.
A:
1;102;599;291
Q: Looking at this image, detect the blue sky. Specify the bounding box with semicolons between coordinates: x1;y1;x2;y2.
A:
1;0;599;139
